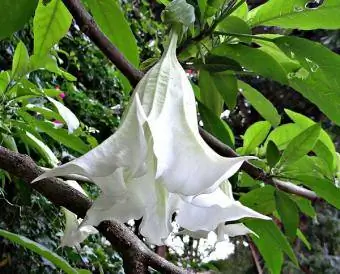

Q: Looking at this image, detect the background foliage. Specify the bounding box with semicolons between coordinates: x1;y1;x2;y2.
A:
0;0;339;273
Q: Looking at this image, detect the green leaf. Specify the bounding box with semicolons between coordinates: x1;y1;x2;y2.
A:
19;111;89;154
297;229;311;250
12;41;29;79
199;70;224;116
0;0;38;40
293;197;316;218
216;16;251;43
240;185;275;215
292;176;340;209
0;71;11;93
280;156;332;181
248;0;340;30
0;228;78;273
266;141;280;168
30;54;77;81
196;55;242;72
33;0;72;56
198;102;234;147
277;124;321;169
1;134;18;152
241;121;271;155
265;123;302;150
19;131;59;167
85;0;139;67
238;172;260;188
246;219;298;271
285;109;337;170
230;0;248;19
275;37;340;125
275;190;299;240
238;80;281;127
213;43;288;84
213;72;238;109
254;35;301;74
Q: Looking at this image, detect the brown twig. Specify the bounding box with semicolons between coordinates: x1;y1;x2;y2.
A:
247;236;263;274
0;146;187;274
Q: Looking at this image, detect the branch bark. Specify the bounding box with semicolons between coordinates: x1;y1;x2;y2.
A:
61;0;143;86
0;146;186;274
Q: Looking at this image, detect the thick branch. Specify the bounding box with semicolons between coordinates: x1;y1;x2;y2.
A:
61;0;143;86
0;146;186;274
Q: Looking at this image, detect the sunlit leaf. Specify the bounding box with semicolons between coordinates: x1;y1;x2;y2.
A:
248;0;340;30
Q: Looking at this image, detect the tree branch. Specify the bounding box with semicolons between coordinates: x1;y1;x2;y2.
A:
0;146;186;274
62;0;320;203
61;0;143;86
198;128;319;202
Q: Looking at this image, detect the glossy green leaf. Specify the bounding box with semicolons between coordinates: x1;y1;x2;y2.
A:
246;219;298;269
277;124;321;169
199;70;224;116
12;41;29;79
19;111;89;154
266;141;280;168
1;134;18;152
248;0;340;30
254;35;301;74
280;156;332;181
241;121;271;155
216;16;251;42
198;102;234;147
285;109;337;170
240;185;275;215
297;229;311;250
275;190;299;239
196;55;242;72
19;131;59;167
238;80;281;127
0;0;38;40
230;0;248;19
30;54;77;81
0;71;11;93
85;0;139;67
293;197;316;218
275;37;340;125
238;172;260;187
33;0;72;56
213;43;288;84
292;175;340;209
265;123;302;150
0;228;78;273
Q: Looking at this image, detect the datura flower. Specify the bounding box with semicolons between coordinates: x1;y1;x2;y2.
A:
33;28;269;246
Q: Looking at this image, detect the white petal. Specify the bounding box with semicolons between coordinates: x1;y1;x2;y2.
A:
60;180;98;247
177;188;270;232
223;223;256;237
33;94;148;186
141;32;254;195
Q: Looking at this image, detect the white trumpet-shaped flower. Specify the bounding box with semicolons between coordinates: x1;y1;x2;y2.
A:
33;28;269;246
